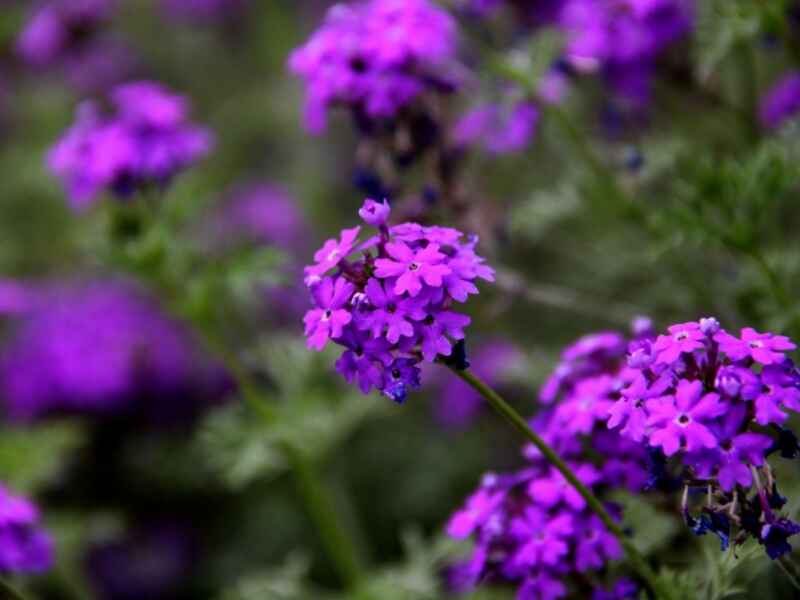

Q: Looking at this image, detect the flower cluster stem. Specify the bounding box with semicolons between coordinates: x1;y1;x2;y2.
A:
448;366;665;599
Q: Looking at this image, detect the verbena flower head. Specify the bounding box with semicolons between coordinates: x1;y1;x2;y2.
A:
303;198;494;403
16;0;115;67
48;81;213;209
0;484;53;575
607;318;800;558
288;0;459;133
445;323;650;599
0;281;231;425
760;72;800;129
559;0;693;104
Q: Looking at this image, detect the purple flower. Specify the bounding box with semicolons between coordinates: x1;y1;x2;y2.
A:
358;198;391;227
646;380;726;456
761;518;800;560
303;277;355;350
453;101;540;155
592;579;639;600
0;281;231;424
288;0;459;133
553;375;616;435
528;464;600;510
48;81;213;208
374;241;451;297
446;484;507;539
303;200;491;401
0;484;53;575
760;72;800;129
651;321;705;365
305;226;361;282
16;0;114;66
715;327;796;365
505;508;573;574
574;515;622;572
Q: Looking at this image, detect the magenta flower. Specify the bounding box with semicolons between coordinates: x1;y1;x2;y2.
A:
506;508;573;574
302;200;491;401
374;241;451;297
528;464;600;510
303;277;355;350
574;515;623;572
305;226;362;283
646;380;726;456
651;321;705;365
715;327;796;365
553;375;616;435
358;198;391;227
446;484;507;539
0;484;53;575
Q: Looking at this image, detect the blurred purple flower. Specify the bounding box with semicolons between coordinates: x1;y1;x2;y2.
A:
288;0;459;133
760;72;800;129
453;101;540;155
0;281;231;425
0;484;53;575
48;81;213;209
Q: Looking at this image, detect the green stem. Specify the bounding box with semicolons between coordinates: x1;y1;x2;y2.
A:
0;579;28;600
282;443;366;592
777;557;800;592
447;366;665;598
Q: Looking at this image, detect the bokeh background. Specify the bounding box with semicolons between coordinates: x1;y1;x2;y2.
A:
2;0;800;598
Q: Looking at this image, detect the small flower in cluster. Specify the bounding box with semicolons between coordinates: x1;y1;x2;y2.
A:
759;72;800;130
288;0;459;134
160;0;249;23
0;484;53;575
558;0;694;105
453;100;540;155
48;81;213;209
0;281;232;425
16;0;134;92
444;323;652;599
303;198;494;403
607;318;800;558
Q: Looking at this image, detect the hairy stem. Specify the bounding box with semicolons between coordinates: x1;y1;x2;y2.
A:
447;366;665;598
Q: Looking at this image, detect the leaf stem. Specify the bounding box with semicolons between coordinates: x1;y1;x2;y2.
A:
447;366;665;598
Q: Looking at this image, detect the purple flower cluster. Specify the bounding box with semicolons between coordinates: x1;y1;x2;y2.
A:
607;318;800;558
0;281;231;425
16;0;134;92
759;72;800;130
453;101;540;155
445;323;651;599
288;0;459;133
303;198;494;402
48;81;213;209
559;0;694;104
0;484;53;575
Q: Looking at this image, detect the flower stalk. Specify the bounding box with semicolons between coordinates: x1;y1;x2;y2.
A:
447;365;665;598
0;579;28;600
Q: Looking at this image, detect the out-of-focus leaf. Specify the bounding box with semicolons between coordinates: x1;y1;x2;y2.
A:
217;553;323;600
0;423;84;493
506;184;581;244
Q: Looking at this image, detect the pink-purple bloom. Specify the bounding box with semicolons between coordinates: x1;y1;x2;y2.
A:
608;318;800;558
303;199;493;402
0;484;53;575
453;101;540;155
288;0;459;133
48;81;213;209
